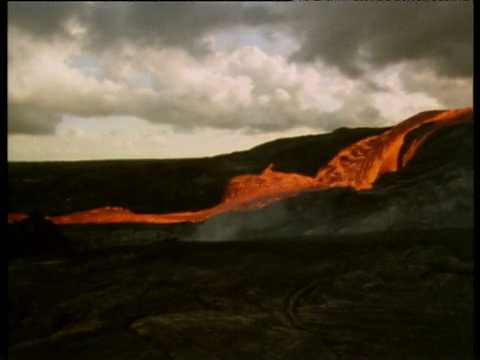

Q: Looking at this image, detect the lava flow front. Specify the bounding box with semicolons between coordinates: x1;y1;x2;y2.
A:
8;107;473;225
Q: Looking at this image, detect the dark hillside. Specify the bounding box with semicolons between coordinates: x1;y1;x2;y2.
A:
8;127;388;215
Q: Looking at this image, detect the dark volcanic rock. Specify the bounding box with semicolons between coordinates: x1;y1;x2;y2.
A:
9;214;70;259
8;231;473;360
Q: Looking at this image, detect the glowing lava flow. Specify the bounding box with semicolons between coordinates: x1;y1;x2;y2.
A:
8;107;472;225
315;108;472;190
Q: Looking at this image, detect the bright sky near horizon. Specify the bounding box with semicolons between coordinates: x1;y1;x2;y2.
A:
8;1;473;161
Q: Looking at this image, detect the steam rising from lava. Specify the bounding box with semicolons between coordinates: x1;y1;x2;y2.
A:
8;108;473;225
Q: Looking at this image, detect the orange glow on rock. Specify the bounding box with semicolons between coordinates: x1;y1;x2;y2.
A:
221;164;321;210
8;213;28;224
8;108;472;225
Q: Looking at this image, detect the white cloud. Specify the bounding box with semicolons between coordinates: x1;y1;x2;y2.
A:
7;4;472;161
8;27;126;118
9;27;372;135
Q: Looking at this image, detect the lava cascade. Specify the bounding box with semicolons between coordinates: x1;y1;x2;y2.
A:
8;107;473;225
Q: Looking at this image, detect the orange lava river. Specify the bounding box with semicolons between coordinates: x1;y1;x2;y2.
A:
8;107;473;225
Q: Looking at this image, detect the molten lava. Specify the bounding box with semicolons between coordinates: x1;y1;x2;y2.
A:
315;108;472;190
9;108;473;225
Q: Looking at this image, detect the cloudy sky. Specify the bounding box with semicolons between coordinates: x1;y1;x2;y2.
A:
8;1;473;161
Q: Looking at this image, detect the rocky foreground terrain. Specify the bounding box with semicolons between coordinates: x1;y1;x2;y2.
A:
8;230;474;360
8;111;474;359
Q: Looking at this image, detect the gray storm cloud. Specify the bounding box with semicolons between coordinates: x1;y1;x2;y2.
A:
8;2;84;38
8;103;62;135
283;2;473;78
9;2;472;76
8;2;282;56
